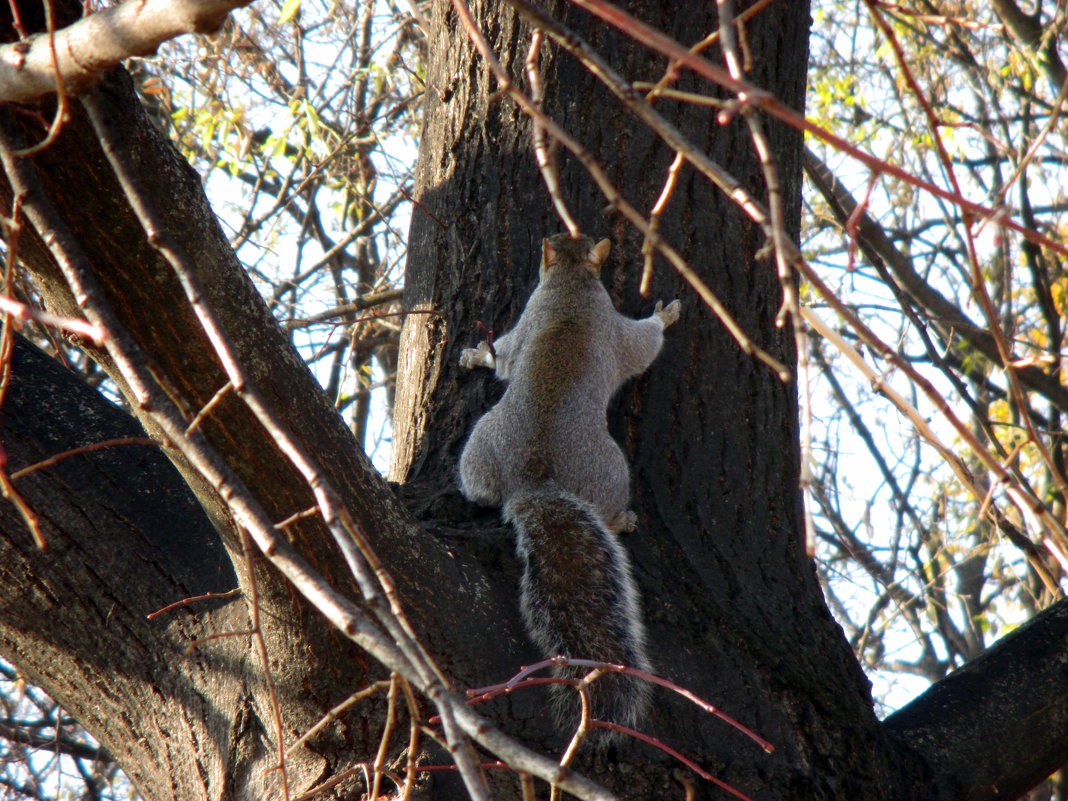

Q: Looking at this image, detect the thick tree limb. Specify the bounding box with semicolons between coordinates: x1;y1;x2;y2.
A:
0;336;249;799
886;598;1068;801
0;0;252;103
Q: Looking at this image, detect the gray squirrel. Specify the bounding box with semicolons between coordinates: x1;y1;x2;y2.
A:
457;232;681;739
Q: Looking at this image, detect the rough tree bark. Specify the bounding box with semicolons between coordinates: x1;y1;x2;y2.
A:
392;1;914;799
0;0;1067;800
0;0;531;797
392;0;1068;799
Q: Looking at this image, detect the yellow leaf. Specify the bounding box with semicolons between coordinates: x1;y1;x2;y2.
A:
278;0;301;25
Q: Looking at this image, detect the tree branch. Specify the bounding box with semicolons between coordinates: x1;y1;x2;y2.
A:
0;336;246;799
803;146;1068;413
885;598;1068;801
0;0;253;103
0;718;112;762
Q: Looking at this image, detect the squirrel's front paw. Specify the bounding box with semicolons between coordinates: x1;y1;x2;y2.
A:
459;341;494;370
655;299;681;328
458;348;480;369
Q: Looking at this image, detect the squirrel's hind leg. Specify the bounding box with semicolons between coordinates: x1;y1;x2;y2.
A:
458;423;505;506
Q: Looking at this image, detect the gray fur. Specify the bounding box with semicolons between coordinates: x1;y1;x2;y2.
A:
507;486;652;734
457;233;679;739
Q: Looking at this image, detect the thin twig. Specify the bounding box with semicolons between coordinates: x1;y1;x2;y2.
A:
282;289;404;331
524;29;580;236
370;674;401;800
286;680;391;757
11;437;160;480
184;380;233;435
146;588;242;620
639;151;684;296
0;293;104;344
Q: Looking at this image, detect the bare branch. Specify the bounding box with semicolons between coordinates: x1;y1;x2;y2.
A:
803;147;1068;414
0;0;253;103
0;718;111;762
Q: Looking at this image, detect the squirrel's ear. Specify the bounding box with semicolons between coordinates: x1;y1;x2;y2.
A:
541;237;558;274
590;238;611;271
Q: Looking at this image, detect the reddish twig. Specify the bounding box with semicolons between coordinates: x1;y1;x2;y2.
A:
415;761;513;772
0;293;104;344
475;320;496;359
469;656;774;753
146;588;242;620
639;150;684;296
289;768;363;801
397;184;447;230
591;719;758;801
11;437;160;480
0;456;44;548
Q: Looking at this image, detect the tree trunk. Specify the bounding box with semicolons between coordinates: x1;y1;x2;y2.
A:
0;3;529;798
3;0;1068;800
393;0;927;797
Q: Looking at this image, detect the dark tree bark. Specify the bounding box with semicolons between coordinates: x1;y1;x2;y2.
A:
0;1;533;797
1;0;1068;800
392;0;1068;799
393;0;914;798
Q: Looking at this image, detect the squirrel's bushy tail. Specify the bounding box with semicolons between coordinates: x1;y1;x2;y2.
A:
504;486;651;739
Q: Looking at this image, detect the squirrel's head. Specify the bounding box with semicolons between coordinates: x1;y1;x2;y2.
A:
540;233;611;280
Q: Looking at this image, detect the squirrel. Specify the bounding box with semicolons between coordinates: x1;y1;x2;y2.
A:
457;232;681;740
